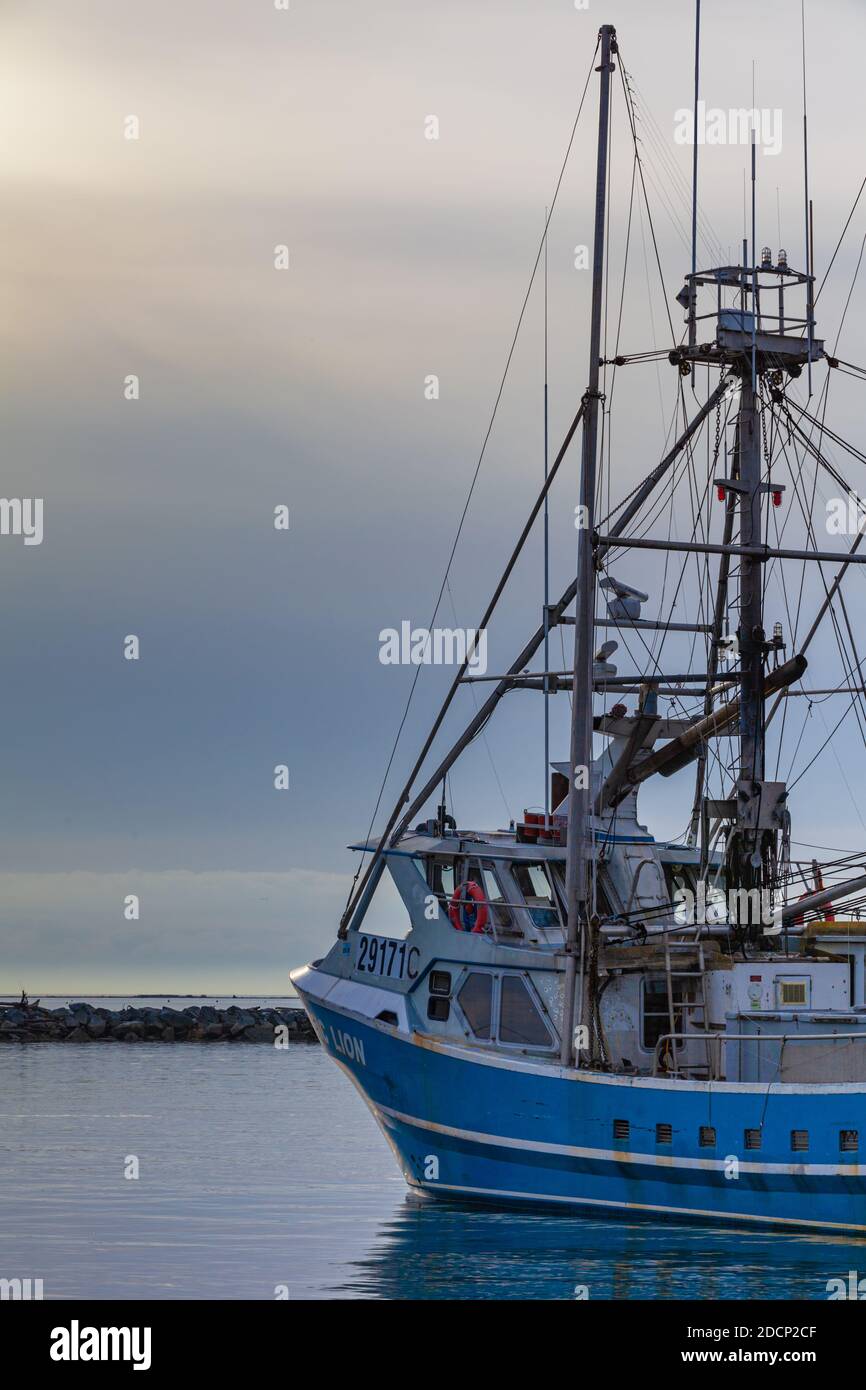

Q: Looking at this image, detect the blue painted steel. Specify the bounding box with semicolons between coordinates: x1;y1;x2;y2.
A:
298;985;866;1233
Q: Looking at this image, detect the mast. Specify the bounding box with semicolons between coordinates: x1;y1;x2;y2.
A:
543;207;551;826
736;375;765;792
802;0;813;396
688;0;700;375
738;131;764;798
726;368;775;915
561;23;616;1068
726;144;787;912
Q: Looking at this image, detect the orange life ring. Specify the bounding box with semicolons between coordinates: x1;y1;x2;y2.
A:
449;880;489;933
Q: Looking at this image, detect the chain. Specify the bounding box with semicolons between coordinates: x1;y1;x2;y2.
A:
758;381;772;472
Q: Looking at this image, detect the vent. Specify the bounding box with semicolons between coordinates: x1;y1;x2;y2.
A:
699;1126;716;1148
613;1119;630;1141
779;980;808;1006
791;1130;809;1153
841;1130;859;1153
430;970;452;997
744;1128;762;1151
426;997;450;1022
656;1123;673;1145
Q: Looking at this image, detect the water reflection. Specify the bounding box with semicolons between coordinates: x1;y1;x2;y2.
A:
336;1195;866;1300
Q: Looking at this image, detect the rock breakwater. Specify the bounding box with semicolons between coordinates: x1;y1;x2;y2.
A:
0;1001;317;1043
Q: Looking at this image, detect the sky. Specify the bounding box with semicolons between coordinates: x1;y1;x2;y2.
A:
3;0;866;992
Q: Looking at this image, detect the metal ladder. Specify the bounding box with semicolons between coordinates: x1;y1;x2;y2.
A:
662;938;712;1078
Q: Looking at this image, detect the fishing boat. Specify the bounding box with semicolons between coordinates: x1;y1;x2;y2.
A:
292;19;866;1231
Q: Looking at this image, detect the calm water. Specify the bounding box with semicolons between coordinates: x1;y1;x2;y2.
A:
0;1040;864;1300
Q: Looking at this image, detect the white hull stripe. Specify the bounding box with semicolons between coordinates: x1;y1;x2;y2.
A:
375;1101;865;1178
414;1180;866;1232
333;1053;866;1231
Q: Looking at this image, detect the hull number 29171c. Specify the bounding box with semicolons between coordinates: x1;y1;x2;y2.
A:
356;933;419;980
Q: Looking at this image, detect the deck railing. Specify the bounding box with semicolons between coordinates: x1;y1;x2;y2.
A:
651;1029;866;1079
430;890;560;943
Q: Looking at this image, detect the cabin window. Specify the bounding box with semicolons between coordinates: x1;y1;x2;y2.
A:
461;858;514;931
478;861;514;930
355;865;415;939
744;1129;762;1151
511;862;557;929
457;972;493;1039
699;1126;716;1148
428;857;515;931
841;1130;859;1153
791;1130;809;1153
426;857;456;911
656;1123;672;1145
428;970;452;1021
498;975;552;1048
550;862;613;920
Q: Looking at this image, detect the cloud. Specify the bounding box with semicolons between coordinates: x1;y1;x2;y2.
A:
3;0;866;989
0;868;354;993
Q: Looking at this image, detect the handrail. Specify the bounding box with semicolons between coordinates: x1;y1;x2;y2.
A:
651;1028;866;1078
430;888;558;944
690;310;812;329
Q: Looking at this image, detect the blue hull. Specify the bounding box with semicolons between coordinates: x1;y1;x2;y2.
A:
299;987;866;1233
